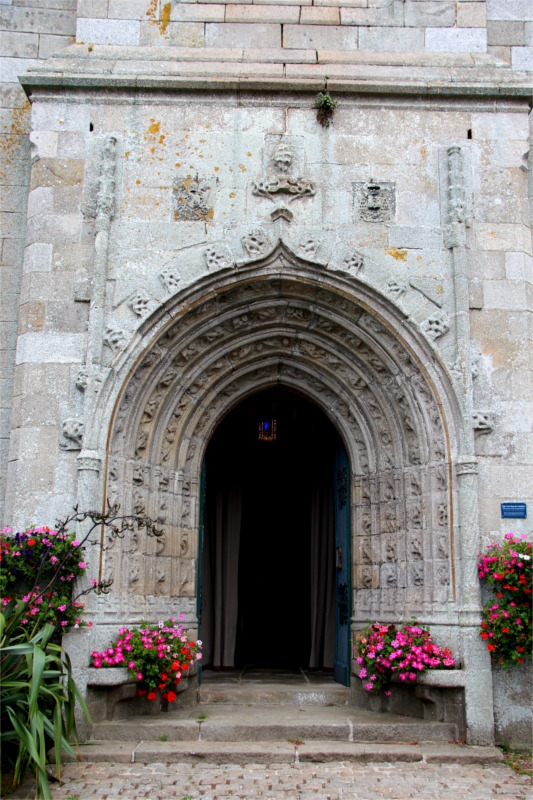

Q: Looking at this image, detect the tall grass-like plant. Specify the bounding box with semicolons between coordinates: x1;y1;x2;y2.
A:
1;601;89;799
0;506;162;798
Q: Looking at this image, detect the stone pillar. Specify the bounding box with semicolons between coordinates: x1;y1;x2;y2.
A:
446;146;495;745
456;458;495;745
75;450;103;593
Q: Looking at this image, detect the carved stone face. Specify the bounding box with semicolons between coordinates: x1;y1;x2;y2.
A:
273;144;292;174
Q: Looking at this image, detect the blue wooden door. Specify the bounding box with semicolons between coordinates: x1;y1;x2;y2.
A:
334;445;351;686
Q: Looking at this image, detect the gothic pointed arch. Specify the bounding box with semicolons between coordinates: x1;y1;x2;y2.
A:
96;241;460;625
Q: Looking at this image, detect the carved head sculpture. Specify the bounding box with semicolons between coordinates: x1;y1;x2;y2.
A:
273;143;293;174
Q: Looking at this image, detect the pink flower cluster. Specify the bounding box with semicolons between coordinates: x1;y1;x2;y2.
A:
91;615;202;699
355;622;455;694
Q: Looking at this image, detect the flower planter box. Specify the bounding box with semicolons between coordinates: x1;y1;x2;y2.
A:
352;659;464;685
351;660;466;738
85;667;194;723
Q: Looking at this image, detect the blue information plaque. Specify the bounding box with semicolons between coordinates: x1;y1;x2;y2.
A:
501;503;527;519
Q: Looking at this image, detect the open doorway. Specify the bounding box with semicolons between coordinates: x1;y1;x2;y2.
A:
199;387;347;674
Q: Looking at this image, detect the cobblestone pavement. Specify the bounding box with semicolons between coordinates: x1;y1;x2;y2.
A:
15;760;531;800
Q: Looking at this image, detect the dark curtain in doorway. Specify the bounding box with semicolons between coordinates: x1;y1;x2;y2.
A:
309;473;336;670
200;471;335;670
200;477;242;668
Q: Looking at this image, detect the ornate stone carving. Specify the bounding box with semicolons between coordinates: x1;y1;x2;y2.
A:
132;487;145;514
103;324;127;353
436;562;450;586
447;145;467;225
132;464;145;484
59;418;84;450
205;244;234;270
360;566;373;589
75;367;88;392
382;564;398;587
172;176;213;222
128;289;154;318
422;312;450;341
241;229;272;258
252;141;315;221
298;236;319;259
105;265;452;608
96;135;117;231
472;411;494;434
410;563;424;587
437;501;448;527
436;533;448;560
408;534;423;560
159;264;181;293
354;182;395;223
343;252;364;273
386;280;406;299
445;145;467;248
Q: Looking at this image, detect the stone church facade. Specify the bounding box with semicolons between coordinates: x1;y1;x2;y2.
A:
1;1;532;746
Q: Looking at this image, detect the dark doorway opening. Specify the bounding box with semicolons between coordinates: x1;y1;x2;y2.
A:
200;387;342;671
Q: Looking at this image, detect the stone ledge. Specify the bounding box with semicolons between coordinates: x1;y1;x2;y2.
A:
87;667;134;687
19;60;533;99
87;667;192;692
352;661;466;689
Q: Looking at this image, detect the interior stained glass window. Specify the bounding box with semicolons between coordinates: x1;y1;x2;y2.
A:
258;419;277;442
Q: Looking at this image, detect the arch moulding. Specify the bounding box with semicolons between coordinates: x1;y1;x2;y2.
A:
81;241;463;630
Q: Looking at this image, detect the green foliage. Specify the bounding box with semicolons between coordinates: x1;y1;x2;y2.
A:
315;90;338;113
0;599;89;799
478;533;532;669
0;507;162;797
316;78;338;127
1;527;90;632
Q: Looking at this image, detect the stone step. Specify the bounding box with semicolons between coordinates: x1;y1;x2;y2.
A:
91;704;459;745
71;740;504;766
198;681;350;706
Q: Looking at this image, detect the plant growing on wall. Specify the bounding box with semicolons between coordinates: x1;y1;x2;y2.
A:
354;621;456;694
0;507;162;798
316;77;338;128
91;619;202;702
478;532;532;668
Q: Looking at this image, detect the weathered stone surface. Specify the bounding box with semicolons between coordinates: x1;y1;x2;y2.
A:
425;26;488;52
1;0;532;755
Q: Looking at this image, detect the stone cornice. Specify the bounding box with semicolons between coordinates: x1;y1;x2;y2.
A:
19;45;533;100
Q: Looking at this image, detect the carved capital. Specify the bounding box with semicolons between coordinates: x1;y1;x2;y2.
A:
455;457;478;476
77;451;102;473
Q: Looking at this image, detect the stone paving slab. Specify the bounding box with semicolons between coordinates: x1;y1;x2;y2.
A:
10;757;531;799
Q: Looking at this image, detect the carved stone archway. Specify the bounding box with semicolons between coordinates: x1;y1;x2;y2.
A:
93;241;460;631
